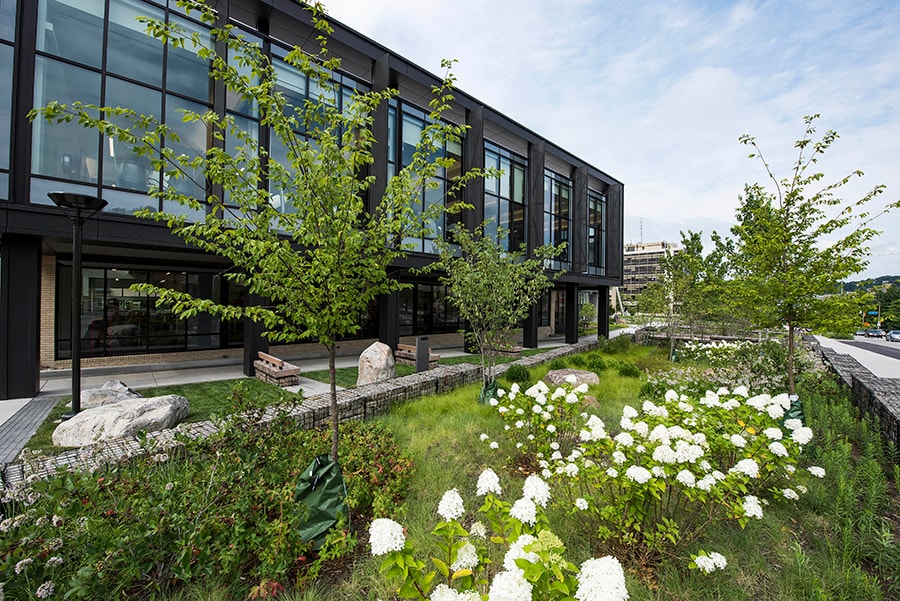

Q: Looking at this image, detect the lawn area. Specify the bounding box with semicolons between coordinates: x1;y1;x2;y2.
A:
4;340;897;600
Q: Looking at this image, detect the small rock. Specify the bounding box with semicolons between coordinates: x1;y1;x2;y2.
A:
81;379;141;410
357;342;395;387
543;368;600;388
52;395;190;447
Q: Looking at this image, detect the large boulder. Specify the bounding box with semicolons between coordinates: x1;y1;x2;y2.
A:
52;394;190;447
543;368;600;388
81;379;141;410
356;341;396;387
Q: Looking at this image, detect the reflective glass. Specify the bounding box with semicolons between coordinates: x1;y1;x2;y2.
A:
223;112;259;206
107;0;164;86
166;14;212;101
101;187;156;216
0;44;11;170
29;177;96;207
0;173;7;201
513;165;525;203
226;30;261;117
401;112;424;166
32;57;101;183
165;94;207;201
103;77;162;191
499;156;510;198
275;58;307;119
0;0;15;41
37;0;104;68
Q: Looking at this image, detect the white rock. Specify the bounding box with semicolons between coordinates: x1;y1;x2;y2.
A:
80;379;141;410
356;341;395;387
543;368;600;388
52;395;190;447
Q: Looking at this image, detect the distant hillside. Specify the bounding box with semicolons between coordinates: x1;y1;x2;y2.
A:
842;275;900;292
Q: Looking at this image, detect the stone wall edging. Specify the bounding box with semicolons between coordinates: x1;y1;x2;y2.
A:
811;342;900;451
2;341;600;490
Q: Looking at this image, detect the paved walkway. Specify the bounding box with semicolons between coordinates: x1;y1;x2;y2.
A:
813;335;900;379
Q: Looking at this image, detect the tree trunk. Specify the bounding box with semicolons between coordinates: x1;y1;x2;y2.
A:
329;343;339;462
786;322;796;395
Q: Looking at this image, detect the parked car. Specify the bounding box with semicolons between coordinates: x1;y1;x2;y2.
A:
855;329;867;336
865;328;885;338
886;330;900;342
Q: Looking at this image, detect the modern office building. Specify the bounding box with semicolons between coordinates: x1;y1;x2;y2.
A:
620;241;680;302
0;0;624;400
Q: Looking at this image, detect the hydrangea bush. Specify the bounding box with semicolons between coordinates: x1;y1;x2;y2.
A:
369;469;629;600
481;378;825;570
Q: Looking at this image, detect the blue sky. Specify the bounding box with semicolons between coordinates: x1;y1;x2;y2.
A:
326;0;900;279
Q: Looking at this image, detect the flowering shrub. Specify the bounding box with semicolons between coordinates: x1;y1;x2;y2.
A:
485;379;589;464
483;379;825;570
370;469;629;600
0;393;412;599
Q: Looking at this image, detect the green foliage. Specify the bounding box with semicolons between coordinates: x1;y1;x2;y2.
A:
615;362;641;378
29;0;483;462
417;222;562;392
504;363;531;385
548;358;567;370
719;115;894;392
0;386;412;600
586;352;607;371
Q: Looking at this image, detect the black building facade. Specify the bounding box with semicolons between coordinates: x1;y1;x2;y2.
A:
0;0;624;400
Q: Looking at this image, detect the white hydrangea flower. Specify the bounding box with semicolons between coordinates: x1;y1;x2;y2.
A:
696;475;716;491
479;433;489;441
476;469;502;497
742;495;764;519
523;474;552;507
546;424;557;433
563;463;579;477
622;405;638;418
792;427;813;445
574;383;589;394
489;398;499;407
664;389;679;401
612;451;627;464
451;541;479;572
768;441;788;458
614;432;635;447
731;458;759;478
783;418;803;431
634;421;649;437
625;465;652;484
574;556;629;601
369;518;406;556
489;569;533;601
510;497;537;525
469;521;487;538
652;445;677;464
733;385;749;397
575;497;589;510
437;489;465;521
807;466;826;478
730;434;747;448
606;467;619;478
503;534;539;571
766;404;785;420
565;374;578;384
651;465;667;478
763;427;783;440
676;470;696;488
782;488;799;500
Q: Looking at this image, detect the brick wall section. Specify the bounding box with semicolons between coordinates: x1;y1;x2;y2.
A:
811;340;900;452
40;255;56;365
1;341;600;490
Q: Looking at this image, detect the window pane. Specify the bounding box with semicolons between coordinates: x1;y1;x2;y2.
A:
0;173;7;201
401;112;424;167
513;165;525;203
0;43;11;170
166;14;212;101
164;94;206;200
0;0;15;41
499;157;510;199
101;187;156;216
32;57;100;182
274;58;307;120
37;0;104;68
103;77;162;191
107;0;164;86
225;30;261;116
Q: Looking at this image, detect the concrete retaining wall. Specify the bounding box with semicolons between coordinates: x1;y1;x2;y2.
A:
812;341;900;452
1;341;599;490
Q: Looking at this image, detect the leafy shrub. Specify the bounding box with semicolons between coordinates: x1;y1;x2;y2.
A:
598;334;634;354
586;353;606;371
548;358;567;370
616;362;641;378
0;387;413;600
568;354;587;367
504;363;531;384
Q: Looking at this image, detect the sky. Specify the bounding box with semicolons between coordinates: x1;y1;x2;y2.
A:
323;0;900;280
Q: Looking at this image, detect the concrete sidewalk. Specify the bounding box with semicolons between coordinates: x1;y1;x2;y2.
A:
813;336;900;379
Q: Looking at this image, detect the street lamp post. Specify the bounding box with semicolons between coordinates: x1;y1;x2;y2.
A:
49;192;107;419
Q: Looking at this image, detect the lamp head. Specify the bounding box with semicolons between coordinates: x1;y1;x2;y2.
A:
48;192;107;212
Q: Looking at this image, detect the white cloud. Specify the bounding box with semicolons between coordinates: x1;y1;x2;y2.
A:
324;0;900;278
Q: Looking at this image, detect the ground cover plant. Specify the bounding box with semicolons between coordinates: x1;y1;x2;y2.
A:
3;338;897;600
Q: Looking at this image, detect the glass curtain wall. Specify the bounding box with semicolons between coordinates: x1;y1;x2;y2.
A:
30;0;212;215
543;169;571;270
55;265;232;359
0;0;13;201
484;141;527;250
587;188;607;276
389;103;462;253
397;283;461;337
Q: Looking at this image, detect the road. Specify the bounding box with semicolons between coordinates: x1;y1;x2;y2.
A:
844;336;900;361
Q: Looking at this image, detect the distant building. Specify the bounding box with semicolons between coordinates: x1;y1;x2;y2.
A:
620;241;681;299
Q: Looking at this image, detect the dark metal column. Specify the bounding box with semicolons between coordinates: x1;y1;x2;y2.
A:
377;290;399;350
242;292;269;377
565;282;579;344
597;285;610;339
523;141;546;349
0;235;42;400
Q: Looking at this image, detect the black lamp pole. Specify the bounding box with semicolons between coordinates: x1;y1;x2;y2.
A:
48;192;107;419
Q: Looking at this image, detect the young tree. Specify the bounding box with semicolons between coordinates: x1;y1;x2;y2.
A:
31;0;478;461
419;223;561;401
720;115;896;393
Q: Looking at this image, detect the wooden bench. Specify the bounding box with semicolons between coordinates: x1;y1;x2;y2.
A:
254;351;301;387
394;343;440;369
